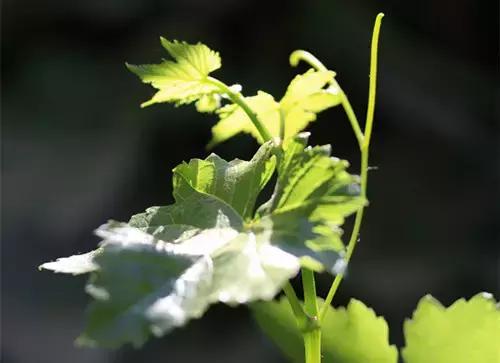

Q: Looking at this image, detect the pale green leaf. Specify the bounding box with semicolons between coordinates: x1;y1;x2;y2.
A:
195;93;221;113
209;70;341;147
253;297;398;363
321;299;398;363
402;293;500;363
173;140;277;218
39;250;101;275
129;185;243;232
269;133;364;224
280;69;341;141
77;225;201;348
78;220;301;348
253;209;343;274
209;91;280;146
127;38;221;107
252;297;303;363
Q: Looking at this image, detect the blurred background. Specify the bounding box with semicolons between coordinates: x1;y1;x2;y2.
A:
2;0;498;362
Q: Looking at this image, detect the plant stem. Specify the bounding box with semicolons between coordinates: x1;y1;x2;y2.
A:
206;76;272;142
282;282;308;324
319;13;384;322
279;108;286;142
301;268;321;363
289;50;364;148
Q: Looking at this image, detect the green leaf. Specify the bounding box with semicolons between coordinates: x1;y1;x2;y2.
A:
253;209;343;274
402;293;500;363
39;250;101;275
77;225;201;348
41;140;361;347
253;297;398;363
279;69;341;141
129;185;244;232
321;299;398;363
173;140;277;218
127;38;221;107
209;91;280;146
209;70;341;147
252;297;303;363
256;133;364;265
270;133;363;222
78;221;301;348
195;93;221;113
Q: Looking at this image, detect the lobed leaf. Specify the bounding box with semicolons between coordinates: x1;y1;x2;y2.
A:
41;138;362;348
76;219;301;347
253;297;398;363
279;69;341;141
208;91;280;146
402;293;500;363
269;133;363;222
256;133;365;267
127;38;222;107
209;69;341;147
173;140;277;219
129;185;244;232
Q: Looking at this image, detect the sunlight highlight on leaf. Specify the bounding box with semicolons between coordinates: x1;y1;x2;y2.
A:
127;38;222;107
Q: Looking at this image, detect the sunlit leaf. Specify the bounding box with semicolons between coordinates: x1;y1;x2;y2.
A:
280;69;341;141
77;228;198;348
173;140;277;218
209;91;280;147
253;297;398;363
270;133;363;222
195;93;221;113
127;38;222;107
129;186;243;232
402;293;500;363
252;297;303;363
39;250;101;275
41;139;362;348
76;219;301;348
209;70;341;147
256;133;364;264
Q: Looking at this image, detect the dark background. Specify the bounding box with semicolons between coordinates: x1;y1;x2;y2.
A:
2;0;498;362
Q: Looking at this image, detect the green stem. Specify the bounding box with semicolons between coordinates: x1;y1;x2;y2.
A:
279;108;286;142
282;282;308;324
301;268;321;363
289;50;364;148
319;13;384;322
206;76;273;142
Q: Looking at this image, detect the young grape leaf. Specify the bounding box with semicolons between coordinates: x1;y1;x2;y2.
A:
256;133;365;263
77;228;200;348
173;140;277;218
195;93;221;113
279;69;341;140
76;218;301;348
208;91;280;147
127;38;222;107
402;293;500;363
252;297;398;363
251;297;303;363
209;70;341;147
269;133;363;222
41;139;362;348
129;186;244;231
